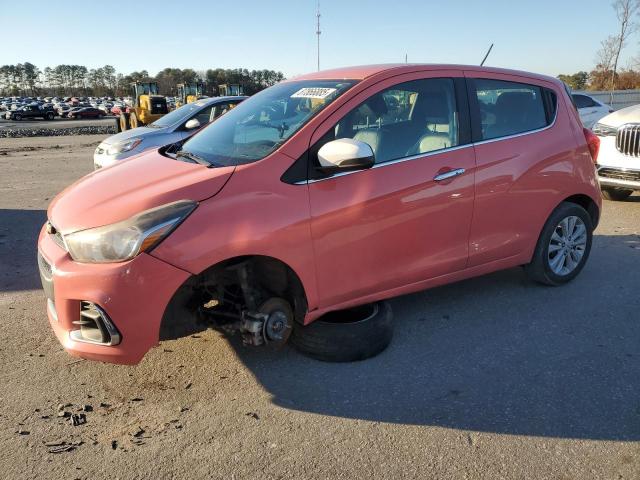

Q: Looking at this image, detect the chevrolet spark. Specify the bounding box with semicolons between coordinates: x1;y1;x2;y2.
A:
38;64;602;364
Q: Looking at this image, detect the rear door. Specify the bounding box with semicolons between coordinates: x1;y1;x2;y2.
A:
465;73;563;267
307;71;476;308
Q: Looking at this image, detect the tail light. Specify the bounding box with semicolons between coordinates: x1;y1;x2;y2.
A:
584;128;600;163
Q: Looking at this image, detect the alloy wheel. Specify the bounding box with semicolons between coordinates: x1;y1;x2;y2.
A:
547;215;587;276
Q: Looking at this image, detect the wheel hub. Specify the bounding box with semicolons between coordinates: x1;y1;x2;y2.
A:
547;215;587;276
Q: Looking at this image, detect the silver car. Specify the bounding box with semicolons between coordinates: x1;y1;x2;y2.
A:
93;96;246;169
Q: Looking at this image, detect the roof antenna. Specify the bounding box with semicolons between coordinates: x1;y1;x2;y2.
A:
480;43;494;66
316;0;321;71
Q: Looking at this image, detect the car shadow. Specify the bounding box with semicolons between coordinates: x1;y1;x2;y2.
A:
221;232;640;440
4;204;640;440
0;209;46;292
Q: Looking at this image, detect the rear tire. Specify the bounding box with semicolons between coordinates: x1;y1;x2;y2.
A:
524;202;593;286
291;301;393;362
602;187;633;201
45;112;54;120
129;112;139;129
119;113;129;131
14;114;21;121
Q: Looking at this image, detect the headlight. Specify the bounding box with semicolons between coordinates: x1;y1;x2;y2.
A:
106;138;142;155
592;123;617;137
64;200;196;263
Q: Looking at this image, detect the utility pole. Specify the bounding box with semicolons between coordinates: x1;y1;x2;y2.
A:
316;1;321;71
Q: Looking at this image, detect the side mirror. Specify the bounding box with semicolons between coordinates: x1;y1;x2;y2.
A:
184;118;201;130
317;138;375;173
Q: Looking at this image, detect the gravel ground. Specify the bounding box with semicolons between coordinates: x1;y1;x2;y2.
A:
0;117;118;138
0;135;639;479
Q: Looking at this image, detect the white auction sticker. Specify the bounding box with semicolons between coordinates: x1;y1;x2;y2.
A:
291;87;337;99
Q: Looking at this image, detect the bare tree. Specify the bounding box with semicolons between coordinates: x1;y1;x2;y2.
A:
610;0;639;90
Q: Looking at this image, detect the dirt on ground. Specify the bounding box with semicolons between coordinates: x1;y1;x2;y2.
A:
0;135;639;479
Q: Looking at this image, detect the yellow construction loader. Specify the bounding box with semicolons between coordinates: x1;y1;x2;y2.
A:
176;83;205;108
119;82;168;131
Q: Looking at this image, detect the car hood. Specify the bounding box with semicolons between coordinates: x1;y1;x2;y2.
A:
598;104;640;127
100;126;167;145
48;150;234;234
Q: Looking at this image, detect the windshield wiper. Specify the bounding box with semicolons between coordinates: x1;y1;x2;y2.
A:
175;150;210;166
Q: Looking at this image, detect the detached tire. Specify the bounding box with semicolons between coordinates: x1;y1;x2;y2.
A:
602;187;633;201
524;202;593;286
291;301;393;362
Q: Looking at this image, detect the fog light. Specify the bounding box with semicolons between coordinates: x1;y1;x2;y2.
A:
70;302;121;345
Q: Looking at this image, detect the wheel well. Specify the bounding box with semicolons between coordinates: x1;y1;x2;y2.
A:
160;255;308;341
562;194;600;227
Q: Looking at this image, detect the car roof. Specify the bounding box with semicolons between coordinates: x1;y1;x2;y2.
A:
290;63;561;86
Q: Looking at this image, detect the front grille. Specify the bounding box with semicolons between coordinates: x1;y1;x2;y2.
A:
615;124;640;156
598;167;640;182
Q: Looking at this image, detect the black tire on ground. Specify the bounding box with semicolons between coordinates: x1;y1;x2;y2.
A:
45;112;54;120
291;301;393;362
601;187;633;201
524;201;593;286
120;113;129;131
14;114;21;121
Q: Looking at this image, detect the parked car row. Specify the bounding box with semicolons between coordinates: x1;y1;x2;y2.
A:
571;93;614;129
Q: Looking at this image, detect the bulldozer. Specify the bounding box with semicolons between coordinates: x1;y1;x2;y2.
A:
119;82;169;131
175;83;205;108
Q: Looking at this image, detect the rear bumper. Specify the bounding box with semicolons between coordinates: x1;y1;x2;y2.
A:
37;225;191;364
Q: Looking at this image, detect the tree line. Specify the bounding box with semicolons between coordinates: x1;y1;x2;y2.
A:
0;63;286;97
559;0;640;91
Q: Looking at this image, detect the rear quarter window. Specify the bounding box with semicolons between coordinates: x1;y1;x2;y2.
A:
474;79;556;141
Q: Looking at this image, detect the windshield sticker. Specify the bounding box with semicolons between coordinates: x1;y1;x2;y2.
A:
291;87;337;99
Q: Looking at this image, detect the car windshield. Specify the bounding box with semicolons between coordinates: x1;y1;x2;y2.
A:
150;101;210;128
179;80;356;166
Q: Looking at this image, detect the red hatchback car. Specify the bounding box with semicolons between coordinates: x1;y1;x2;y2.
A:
38;64;601;364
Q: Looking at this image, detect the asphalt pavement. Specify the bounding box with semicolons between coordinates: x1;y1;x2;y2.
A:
0;135;638;479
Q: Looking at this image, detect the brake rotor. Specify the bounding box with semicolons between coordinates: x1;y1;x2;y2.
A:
258;298;294;347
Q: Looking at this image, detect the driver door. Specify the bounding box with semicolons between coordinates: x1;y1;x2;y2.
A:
307;73;476;308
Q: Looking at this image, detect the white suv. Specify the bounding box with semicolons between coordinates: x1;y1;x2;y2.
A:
593;105;640;201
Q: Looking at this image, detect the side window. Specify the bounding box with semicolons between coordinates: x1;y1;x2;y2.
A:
572;94;596;109
212;101;238;120
324;78;459;165
191;105;215;126
475;79;549;141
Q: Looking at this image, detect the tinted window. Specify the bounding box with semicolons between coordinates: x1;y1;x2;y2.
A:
321;78;459;165
191;105;215;125
213;101;239;119
572;94;597;109
475;79;548;141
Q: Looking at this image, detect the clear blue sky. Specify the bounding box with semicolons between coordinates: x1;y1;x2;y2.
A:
1;0;636;78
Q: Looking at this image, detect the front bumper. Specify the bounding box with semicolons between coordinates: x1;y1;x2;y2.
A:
37;225;191;364
597;165;640;190
595;135;640;190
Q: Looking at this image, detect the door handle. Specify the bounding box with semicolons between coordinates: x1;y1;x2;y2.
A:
434;168;465;182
